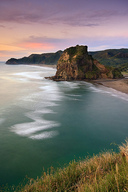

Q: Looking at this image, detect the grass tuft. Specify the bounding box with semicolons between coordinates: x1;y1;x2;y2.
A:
12;140;128;191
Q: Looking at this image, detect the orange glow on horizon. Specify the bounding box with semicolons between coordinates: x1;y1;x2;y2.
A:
0;44;25;52
0;42;56;61
19;42;55;50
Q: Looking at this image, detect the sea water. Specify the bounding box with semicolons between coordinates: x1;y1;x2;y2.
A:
0;63;128;188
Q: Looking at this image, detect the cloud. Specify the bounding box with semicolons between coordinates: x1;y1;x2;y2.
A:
0;0;128;61
0;0;127;27
16;36;67;51
82;36;128;51
0;24;5;28
0;49;29;61
89;10;119;20
19;42;54;51
0;44;25;52
12;35;75;55
15;36;64;51
26;36;65;44
48;9;125;27
0;0;60;24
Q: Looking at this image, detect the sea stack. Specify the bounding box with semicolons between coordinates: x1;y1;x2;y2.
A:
48;45;123;81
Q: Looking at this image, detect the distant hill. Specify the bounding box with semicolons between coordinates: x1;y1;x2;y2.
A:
89;49;128;68
6;48;128;71
6;51;63;65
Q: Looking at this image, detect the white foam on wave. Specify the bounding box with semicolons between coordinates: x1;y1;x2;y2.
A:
10;66;56;83
40;81;60;91
89;84;128;102
16;89;60;110
61;81;80;89
68;98;80;101
9;77;29;82
28;109;56;116
29;131;58;140
11;121;59;136
16;80;64;108
65;94;81;97
10;109;60;139
5;67;61;140
11;85;60;139
14;72;44;80
89;86;110;93
30;65;56;71
9;70;65;140
18;98;59;110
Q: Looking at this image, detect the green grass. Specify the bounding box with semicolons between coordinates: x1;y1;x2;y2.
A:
11;140;128;192
89;48;128;67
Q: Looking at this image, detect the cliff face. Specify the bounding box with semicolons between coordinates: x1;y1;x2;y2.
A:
50;45;123;81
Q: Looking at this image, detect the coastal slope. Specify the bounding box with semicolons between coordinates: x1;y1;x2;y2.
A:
49;45;123;81
90;48;128;67
19;140;128;192
6;51;63;65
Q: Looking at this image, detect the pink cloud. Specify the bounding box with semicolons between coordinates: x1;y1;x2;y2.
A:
19;42;55;51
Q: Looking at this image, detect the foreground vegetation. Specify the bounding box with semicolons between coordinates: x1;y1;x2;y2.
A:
12;140;128;192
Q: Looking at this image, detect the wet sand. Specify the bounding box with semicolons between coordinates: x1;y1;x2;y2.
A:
94;79;128;94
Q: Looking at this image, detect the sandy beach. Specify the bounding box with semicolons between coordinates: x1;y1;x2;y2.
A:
94;78;128;94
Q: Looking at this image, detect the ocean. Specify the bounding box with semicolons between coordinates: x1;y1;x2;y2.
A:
0;63;128;189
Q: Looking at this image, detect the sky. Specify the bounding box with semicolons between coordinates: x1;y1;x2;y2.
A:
0;0;128;61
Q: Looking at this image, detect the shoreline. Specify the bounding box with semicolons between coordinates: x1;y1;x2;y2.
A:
28;64;57;69
93;78;128;94
6;63;128;94
6;63;57;69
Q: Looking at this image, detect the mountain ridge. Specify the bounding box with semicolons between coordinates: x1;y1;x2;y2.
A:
6;48;128;68
89;48;128;67
6;50;63;65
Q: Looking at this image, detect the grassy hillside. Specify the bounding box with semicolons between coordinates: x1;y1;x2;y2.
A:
6;48;128;70
6;51;63;65
89;49;128;68
11;140;128;192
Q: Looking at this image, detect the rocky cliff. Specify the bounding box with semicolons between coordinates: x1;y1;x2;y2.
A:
49;45;123;81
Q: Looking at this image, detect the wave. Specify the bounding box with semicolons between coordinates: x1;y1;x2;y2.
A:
29;131;58;140
88;84;128;102
10;108;60;139
14;71;44;80
61;81;80;89
10;82;61;140
11;119;60;136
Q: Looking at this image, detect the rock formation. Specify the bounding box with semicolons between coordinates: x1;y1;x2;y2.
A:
48;45;123;81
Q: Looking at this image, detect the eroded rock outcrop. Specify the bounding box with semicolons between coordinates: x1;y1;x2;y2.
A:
48;45;123;81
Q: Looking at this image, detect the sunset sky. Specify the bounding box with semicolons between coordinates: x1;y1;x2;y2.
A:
0;0;128;61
